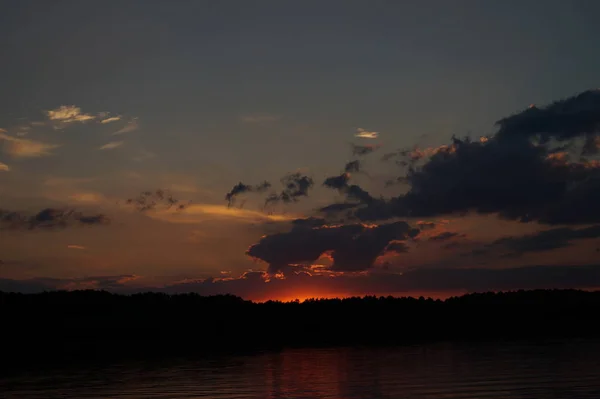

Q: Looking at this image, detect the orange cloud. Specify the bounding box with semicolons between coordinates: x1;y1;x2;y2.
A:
100;116;122;124
354;127;379;139
0;132;60;158
99;141;124;150
46;105;95;123
147;203;298;224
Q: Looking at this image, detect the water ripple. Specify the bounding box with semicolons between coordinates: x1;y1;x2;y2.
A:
2;340;600;398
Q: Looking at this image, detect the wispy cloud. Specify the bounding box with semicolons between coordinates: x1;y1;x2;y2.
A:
41;177;106;205
240;113;281;123
0;162;9;172
67;245;86;250
99;141;124;150
0;132;60;158
100;116;121;124
147;203;298;224
113;118;139;135
46;105;95;124
355;128;379;139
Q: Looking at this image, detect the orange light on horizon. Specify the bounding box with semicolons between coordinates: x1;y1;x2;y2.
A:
249;290;465;303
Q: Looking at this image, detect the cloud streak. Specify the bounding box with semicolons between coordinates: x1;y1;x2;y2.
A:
0;132;60;158
354;128;379;139
149;203;297;224
100;116;122;124
99;141;124;150
113;118;139;135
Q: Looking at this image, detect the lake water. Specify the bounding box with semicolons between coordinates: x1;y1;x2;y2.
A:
2;340;600;398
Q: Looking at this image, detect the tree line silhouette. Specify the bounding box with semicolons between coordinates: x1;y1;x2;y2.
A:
3;289;600;363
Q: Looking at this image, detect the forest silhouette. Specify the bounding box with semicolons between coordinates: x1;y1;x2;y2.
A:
3;288;600;366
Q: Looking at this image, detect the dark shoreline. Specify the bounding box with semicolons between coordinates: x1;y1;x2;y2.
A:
3;288;600;369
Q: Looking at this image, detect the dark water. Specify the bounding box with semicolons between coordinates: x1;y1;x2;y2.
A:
2;340;600;398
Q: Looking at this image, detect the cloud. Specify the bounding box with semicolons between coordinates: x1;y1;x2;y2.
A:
385;241;410;253
0;162;9;171
416;221;436;230
344;160;361;173
98;141;124;150
483;225;600;256
323;172;351;190
351;130;600;224
264;172;314;206
322;170;374;209
318;202;361;217
67;245;86;250
113;118;139;135
351;143;381;157
0;207;110;231
125;189;190;212
0;132;60;158
226;88;600;282
281;90;600;225
46;105;95;124
291;217;327;229
247;221;419;273
225;181;271;207
100;116;122;124
240;114;281;123
354;128;379;139
429;231;462;241
149;203;297;224
495;90;600;142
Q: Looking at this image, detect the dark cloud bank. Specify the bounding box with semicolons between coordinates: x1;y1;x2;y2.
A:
225;89;600;291
0;207;109;230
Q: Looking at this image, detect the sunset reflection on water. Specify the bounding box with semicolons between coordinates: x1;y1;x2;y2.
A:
3;341;600;398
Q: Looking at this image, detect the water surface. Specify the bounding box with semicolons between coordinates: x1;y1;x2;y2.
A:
2;340;600;398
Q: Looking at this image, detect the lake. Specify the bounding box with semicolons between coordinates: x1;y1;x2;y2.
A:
2;340;600;398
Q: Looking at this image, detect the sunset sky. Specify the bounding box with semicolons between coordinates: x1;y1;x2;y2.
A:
2;1;600;301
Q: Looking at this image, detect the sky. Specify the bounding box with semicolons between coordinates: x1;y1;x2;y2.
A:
1;0;600;301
